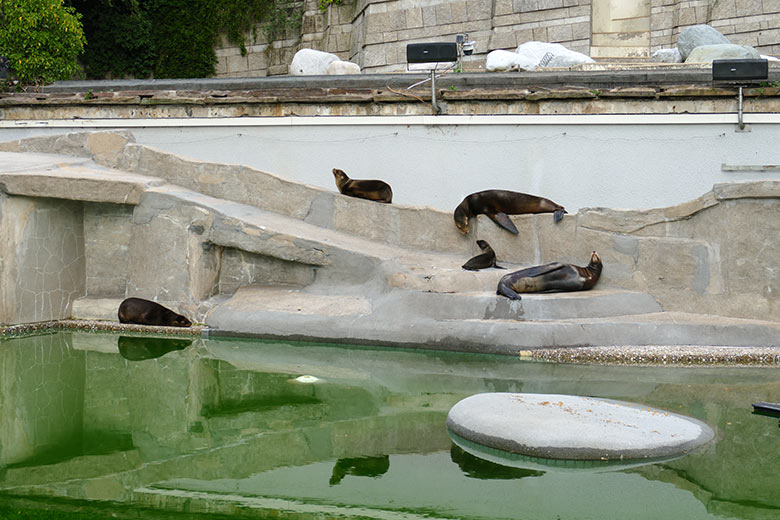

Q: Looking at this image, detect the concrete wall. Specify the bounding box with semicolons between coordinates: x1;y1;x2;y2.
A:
4;116;780;214
0;194;85;325
216;0;780;76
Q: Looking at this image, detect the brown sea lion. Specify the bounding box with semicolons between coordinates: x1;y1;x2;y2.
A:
118;297;192;327
462;240;505;271
496;251;602;300
453;189;566;234
332;168;393;203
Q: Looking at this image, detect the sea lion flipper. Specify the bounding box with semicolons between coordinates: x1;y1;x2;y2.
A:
511;262;565;278
553;209;566;224
489;212;519;235
494;263;506;270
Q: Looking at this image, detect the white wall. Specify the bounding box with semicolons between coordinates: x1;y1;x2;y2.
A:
3;114;780;213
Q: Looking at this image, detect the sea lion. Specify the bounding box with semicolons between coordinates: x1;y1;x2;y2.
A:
118;297;192;327
453;189;566;234
496;251;602;300
118;336;193;361
462;240;505;271
332;168;393;203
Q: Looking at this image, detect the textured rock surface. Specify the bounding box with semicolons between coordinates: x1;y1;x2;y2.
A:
446;393;715;461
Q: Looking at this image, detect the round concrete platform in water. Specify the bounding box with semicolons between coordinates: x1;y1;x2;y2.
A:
446;393;714;464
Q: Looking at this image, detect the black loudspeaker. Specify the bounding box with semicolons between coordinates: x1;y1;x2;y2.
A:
406;42;458;63
712;59;768;81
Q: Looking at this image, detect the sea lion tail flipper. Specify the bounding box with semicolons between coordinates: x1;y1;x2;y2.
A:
489;212;519;235
494;263;506;270
496;281;522;300
553;209;566;224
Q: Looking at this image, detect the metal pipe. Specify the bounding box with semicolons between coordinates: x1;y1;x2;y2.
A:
738;86;744;130
431;70;439;114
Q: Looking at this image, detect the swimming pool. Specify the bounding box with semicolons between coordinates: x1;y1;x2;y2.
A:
1;332;778;519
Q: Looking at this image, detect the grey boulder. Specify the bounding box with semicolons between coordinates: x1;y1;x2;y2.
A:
677;24;730;60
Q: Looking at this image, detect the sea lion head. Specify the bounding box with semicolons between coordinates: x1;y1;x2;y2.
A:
590;251;601;265
171;314;192;327
453;199;470;234
476;240;489;251
332;168;349;189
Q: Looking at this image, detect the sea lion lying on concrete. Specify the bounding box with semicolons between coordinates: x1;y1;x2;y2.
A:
118;297;192;327
454;189;566;234
462;240;505;271
496;251;602;300
332;168;393;203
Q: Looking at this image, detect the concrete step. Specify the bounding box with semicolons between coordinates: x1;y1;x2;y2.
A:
204;286;780;352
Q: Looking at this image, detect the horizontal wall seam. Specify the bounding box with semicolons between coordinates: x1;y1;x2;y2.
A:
3;113;780;128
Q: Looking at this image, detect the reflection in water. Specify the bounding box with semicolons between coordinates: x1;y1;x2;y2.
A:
1;332;780;519
450;444;544;480
329;455;390;485
117;335;192;361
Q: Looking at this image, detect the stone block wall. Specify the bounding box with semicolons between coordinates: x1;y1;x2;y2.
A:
651;0;780;54
215;0;780;77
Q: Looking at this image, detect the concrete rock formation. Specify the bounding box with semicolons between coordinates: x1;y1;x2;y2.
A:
2;131;780;351
677;24;731;61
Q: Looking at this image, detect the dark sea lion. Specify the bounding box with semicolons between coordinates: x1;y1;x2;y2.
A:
453;189;566;234
496;251;602;300
118;336;193;361
332;168;393;203
118;297;192;327
462;240;505;271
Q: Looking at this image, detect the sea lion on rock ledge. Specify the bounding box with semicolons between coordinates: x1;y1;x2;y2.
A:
462;240;505;271
453;189;566;234
118;297;192;327
496;251;602;300
332;168;393;203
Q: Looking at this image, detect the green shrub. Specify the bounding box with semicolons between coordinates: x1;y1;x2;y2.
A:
0;0;86;86
69;0;154;79
71;0;303;79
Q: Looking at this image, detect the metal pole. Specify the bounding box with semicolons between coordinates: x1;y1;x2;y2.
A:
738;86;744;130
431;69;439;114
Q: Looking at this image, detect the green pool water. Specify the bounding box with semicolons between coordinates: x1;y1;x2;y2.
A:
0;332;779;520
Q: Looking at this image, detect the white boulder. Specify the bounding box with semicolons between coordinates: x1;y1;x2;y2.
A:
290;48;341;76
327;60;361;75
486;49;523;72
514;41;594;71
